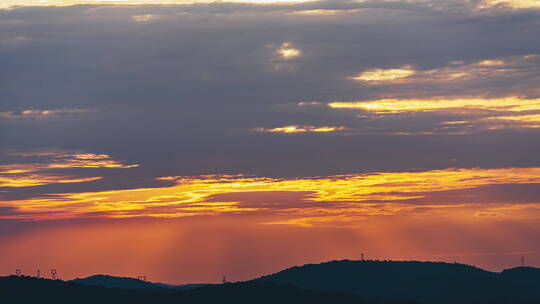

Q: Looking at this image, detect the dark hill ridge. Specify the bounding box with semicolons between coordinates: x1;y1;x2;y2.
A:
0;276;395;304
72;274;208;291
256;260;540;304
73;274;162;290
2;260;540;304
0;276;158;303
500;266;540;286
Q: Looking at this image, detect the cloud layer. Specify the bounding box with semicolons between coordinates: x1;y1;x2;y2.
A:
1;0;540;279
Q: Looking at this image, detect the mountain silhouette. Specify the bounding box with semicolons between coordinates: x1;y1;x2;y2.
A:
256;260;540;304
2;260;540;304
73;275;163;290
73;274;208;291
500;266;540;287
0;276;394;304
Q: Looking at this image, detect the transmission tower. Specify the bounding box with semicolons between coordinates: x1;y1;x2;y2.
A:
51;269;57;280
36;269;40;278
361;253;365;261
222;275;227;284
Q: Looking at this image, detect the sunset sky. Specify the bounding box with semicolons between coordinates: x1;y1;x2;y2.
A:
1;0;540;284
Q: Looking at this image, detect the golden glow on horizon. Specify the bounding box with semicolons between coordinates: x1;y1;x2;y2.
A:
255;125;345;133
351;66;416;82
3;167;540;226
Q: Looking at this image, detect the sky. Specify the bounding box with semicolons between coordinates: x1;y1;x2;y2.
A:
1;0;540;284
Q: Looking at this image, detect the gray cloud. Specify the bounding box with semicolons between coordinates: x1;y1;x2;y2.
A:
0;0;539;196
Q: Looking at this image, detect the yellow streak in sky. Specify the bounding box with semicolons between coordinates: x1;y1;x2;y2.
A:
349;56;538;86
328;97;540;114
491;113;540;122
480;114;540;130
351;66;416;82
326;95;540;132
477;59;507;66
0;150;138;187
0;152;138;172
480;0;540;9
4;167;540;222
256;125;345;133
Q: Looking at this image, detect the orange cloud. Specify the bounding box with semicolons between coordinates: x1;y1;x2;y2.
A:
351;66;416;82
327;96;540;131
350;55;539;85
3;167;540;226
255;125;346;133
328;97;540;114
0;150;137;188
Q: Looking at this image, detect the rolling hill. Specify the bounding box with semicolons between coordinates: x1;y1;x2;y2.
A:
2;260;539;304
0;275;395;304
256;260;540;304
